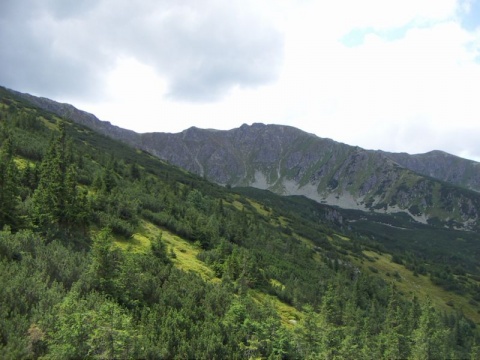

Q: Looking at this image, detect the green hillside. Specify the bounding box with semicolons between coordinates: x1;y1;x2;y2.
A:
1;88;479;359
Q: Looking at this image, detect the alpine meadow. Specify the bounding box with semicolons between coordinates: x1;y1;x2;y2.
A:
1;86;480;359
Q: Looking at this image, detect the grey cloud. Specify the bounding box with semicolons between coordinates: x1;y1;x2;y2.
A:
0;0;283;101
45;0;99;19
148;3;283;101
0;0;107;98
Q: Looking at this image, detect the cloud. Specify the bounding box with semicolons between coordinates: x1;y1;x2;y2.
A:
0;0;108;98
140;1;283;101
0;0;283;101
267;1;480;160
2;0;480;162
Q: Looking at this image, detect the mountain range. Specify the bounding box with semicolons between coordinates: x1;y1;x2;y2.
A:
9;87;480;231
1;85;480;357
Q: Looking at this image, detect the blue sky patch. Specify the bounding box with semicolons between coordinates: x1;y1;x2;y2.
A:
460;0;480;31
340;26;410;47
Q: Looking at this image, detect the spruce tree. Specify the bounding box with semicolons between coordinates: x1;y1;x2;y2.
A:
411;298;449;359
32;122;87;236
0;136;19;229
381;286;407;359
294;304;322;357
33;131;65;231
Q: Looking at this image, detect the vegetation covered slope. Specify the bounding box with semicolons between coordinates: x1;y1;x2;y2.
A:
7;86;480;231
1;88;480;359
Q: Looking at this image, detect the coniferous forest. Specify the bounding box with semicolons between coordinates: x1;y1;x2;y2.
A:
1;88;480;359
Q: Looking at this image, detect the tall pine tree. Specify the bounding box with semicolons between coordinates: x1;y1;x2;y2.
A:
32;122;87;236
380;285;408;359
411;298;449;359
0;136;19;229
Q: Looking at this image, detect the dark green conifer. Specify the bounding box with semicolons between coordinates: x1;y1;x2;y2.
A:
0;136;19;228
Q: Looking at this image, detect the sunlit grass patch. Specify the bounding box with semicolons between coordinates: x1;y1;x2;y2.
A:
231;200;244;210
247;199;271;217
13;157;33;170
334;234;350;241
277;216;290;227
39;116;59;130
269;279;285;290
114;220;218;281
114;232;150;253
251;290;302;328
163;231;218;281
360;250;480;324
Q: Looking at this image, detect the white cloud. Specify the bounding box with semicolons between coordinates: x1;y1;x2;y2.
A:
0;0;283;101
2;0;480;160
259;3;480;160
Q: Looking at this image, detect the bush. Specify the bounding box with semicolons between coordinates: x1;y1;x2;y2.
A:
98;213;135;238
391;254;403;265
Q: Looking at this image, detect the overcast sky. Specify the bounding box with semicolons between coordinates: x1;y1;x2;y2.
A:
1;1;480;161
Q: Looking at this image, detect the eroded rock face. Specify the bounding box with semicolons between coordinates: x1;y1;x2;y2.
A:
9;87;480;230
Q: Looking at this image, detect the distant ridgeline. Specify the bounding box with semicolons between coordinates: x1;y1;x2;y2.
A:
0;85;479;358
8;87;480;232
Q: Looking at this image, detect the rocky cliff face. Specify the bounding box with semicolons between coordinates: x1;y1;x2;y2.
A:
7;87;480;230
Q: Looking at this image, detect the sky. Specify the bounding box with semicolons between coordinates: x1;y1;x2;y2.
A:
1;1;480;161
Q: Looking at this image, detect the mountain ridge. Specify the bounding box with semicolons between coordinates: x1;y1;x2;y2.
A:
5;86;480;230
382;149;480;191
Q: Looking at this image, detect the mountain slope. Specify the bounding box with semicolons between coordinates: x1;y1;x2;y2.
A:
5;87;141;146
382;150;480;192
1;85;480;358
7;87;480;231
102;122;480;231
